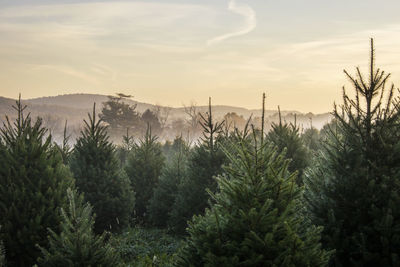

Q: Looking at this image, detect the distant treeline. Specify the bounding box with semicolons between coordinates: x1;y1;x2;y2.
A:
0;94;332;145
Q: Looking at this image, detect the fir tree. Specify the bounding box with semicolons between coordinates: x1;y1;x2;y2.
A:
169;98;227;234
70;104;134;234
302;126;321;152
148;138;189;228
267;107;310;185
176;128;331;266
125;125;165;221
305;39;400;266
38;189;122;267
0;97;73;266
116;128;135;167
37;188;123;266
55;120;72;164
162;135;188;165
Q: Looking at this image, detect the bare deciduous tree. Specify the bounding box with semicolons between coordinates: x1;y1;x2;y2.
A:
153;104;171;130
183;101;200;131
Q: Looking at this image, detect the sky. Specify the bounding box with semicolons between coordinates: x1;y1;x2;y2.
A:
1;0;400;113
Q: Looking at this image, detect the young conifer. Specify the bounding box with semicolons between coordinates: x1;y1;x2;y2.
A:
0;97;73;266
125;125;165;222
177;111;331;266
55;120;72;164
147;137;189;228
70;104;134;234
116;128;135;167
37;188;123;266
302;119;321;152
169;98;227;234
305;39;400;266
267;107;310;185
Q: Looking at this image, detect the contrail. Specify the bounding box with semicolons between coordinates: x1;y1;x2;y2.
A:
207;0;256;46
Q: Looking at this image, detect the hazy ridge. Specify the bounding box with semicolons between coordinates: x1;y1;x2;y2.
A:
0;94;332;142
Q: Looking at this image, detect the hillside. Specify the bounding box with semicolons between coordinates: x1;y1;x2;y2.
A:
0;94;332;143
24;93;330;122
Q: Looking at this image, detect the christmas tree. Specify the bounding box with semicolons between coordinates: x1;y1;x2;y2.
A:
125;125;165;222
116;128;135;167
305;39;400;266
148;138;189;228
37;188;123;266
55;120;72;164
267;108;310;185
177;126;331;266
70;104;134;234
0;97;73;266
302;126;321;152
169;98;227;233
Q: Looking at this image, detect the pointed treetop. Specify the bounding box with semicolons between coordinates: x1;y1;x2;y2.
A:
199;97;224;151
278;106;282;126
13;94;28;133
261;92;266;145
340;38;393;140
370;38;374;83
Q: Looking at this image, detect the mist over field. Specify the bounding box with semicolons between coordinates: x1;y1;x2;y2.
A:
1;0;400;266
0;93;331;144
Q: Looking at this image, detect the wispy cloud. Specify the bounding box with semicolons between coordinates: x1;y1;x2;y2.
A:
0;2;212;44
207;0;256;46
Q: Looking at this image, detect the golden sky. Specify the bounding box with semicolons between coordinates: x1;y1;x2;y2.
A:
1;0;400;113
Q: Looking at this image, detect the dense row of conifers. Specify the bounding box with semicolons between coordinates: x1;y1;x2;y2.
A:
1;40;400;266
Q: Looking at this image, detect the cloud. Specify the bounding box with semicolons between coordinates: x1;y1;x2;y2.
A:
0;2;212;43
207;0;256;46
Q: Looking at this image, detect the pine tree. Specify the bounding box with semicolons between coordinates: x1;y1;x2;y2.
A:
70;104;134;234
0;97;73;266
125;125;165;222
141;109;162;136
169;98;227;234
116;128;135;167
100;94;143;138
148;138;189;228
267;108;310;185
305;39;400;266
37;188;123;266
162;135;188;165
176;128;331;266
55;120;72;164
302;126;321;152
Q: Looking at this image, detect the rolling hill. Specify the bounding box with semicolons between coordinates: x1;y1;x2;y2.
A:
0;94;332;143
